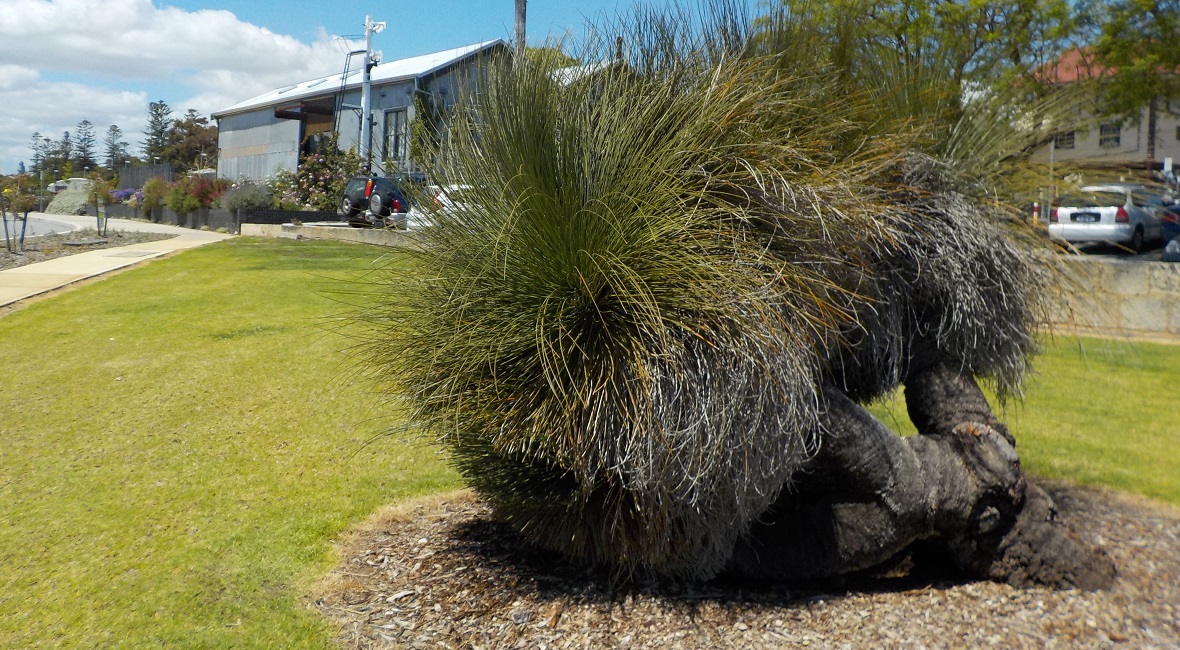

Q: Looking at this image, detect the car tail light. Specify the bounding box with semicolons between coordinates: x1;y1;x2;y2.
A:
1164;210;1180;224
1049;207;1058;223
364;180;374;198
393;199;402;212
1116;206;1129;223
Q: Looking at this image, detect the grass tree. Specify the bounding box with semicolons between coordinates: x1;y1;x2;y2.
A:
356;2;1112;587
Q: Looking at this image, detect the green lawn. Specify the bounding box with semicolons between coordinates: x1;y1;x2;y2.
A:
869;334;1180;505
1;237;1177;646
0;238;460;647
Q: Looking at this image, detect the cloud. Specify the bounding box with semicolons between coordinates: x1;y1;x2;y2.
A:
0;0;350;80
0;67;147;173
0;0;355;173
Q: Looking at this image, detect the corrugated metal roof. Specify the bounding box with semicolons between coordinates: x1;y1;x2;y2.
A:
213;39;508;118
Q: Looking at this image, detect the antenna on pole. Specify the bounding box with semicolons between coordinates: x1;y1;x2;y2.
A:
360;15;386;174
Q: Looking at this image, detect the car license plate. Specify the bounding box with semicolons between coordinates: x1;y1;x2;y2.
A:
1072;212;1100;223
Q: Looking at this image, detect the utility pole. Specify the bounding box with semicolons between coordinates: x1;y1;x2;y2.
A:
361;15;386;174
515;0;526;60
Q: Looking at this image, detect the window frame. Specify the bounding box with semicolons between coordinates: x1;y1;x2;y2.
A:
1099;122;1121;148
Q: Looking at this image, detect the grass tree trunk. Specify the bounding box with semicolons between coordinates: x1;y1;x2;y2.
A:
728;360;1115;589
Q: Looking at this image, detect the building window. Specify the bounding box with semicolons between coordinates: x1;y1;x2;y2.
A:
1099;123;1121;148
1054;131;1075;149
384;109;408;168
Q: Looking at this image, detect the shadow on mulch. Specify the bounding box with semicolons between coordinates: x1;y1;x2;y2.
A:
443;515;970;609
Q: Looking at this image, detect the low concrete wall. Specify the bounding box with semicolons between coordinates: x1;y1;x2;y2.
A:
98;205;339;233
229;229;1180;336
240;223;415;247
1051;257;1180;336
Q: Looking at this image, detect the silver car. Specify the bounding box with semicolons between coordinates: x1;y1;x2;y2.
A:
1048;184;1166;252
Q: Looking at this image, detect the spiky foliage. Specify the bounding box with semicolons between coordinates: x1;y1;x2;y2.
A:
355;3;1065;579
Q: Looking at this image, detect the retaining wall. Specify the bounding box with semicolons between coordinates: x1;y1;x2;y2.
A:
240;223;415;247
97;205;340;233
233;225;1180;337
1051;257;1180;336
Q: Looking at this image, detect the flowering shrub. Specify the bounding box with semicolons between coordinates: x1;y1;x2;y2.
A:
166;175;230;214
109;188;137;203
267;132;364;211
267;168;304;210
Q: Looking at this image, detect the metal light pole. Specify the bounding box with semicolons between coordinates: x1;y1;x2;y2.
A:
40;137;51;211
360;15;386;174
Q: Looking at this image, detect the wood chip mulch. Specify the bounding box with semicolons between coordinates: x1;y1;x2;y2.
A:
308;485;1180;649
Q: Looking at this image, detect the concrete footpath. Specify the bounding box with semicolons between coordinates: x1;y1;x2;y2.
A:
1;212;232;308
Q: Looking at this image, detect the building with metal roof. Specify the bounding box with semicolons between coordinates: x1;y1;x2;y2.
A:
213;39;508;181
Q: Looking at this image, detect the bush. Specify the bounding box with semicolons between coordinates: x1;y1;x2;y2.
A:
267;133;364;211
166;176;230;214
109;188;136;204
1;181;37;214
218;180;272;211
141;177;169;217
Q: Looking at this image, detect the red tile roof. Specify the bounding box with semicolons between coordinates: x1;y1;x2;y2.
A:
1036;48;1115;84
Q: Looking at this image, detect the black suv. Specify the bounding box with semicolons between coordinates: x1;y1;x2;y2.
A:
340;173;425;228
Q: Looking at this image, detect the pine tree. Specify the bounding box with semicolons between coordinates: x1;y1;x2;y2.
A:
54;131;72;171
103;125;130;170
142;100;173;162
29;132;43;175
74;120;97;171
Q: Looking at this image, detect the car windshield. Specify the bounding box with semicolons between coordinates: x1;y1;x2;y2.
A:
1056;191;1126;208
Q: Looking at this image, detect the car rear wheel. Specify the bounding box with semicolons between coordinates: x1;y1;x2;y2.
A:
341;196;359;218
1130;226;1145;253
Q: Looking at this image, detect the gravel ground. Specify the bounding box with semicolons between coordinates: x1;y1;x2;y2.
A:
0;229;174;271
310;485;1179;649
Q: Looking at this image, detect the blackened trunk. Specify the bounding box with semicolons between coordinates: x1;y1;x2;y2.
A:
727;365;1114;590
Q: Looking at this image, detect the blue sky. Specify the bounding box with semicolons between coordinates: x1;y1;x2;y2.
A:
0;0;649;175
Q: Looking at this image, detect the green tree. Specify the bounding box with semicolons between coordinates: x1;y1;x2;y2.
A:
103;124;131;171
1;175;38;215
29;132;43;176
1091;0;1180;162
74;120;98;171
777;0;1076;84
55;131;72;170
165;109;218;173
142;100;173;162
